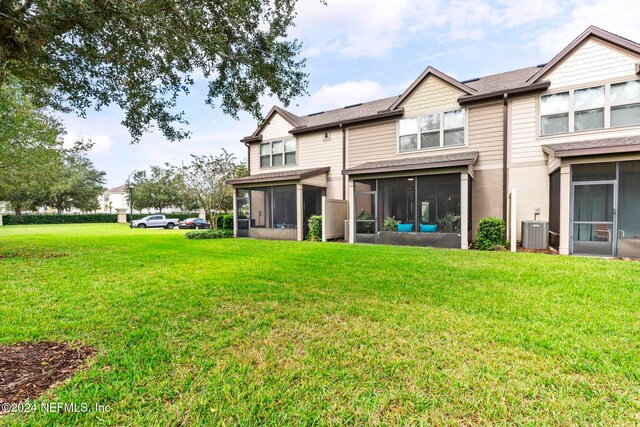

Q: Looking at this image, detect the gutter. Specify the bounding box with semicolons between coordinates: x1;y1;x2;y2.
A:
341;124;346;200
243;142;250;172
289;109;404;135
502;93;508;229
457;81;550;105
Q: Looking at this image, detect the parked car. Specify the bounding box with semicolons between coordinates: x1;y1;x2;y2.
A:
178;218;211;229
130;215;180;229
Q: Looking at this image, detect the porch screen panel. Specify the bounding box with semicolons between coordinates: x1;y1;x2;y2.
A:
618;161;640;257
378;178;415;231
417;174;461;233
236;189;250;237
250;188;271;228
272;185;297;228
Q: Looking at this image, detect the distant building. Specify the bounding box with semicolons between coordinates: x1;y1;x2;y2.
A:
99;185;128;213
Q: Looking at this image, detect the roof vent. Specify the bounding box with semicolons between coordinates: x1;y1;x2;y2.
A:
461;77;479;83
636;63;640;74
344;103;363;109
307;111;325;117
537;63;547;68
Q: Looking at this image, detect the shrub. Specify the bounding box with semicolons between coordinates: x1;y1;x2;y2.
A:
383;216;399;231
306;215;322;241
476;217;506;250
216;214;234;230
437;212;461;233
184;229;233;239
2;212;201;225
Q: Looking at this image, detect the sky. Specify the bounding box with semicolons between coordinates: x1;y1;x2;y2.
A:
59;0;640;188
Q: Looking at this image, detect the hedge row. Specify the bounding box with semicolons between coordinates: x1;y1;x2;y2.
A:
184;229;233;239
2;212;205;226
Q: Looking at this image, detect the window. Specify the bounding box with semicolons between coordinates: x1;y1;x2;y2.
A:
574;86;604;131
259;139;296;168
399;109;465;152
541;92;569;135
541;79;640;136
611;80;640;127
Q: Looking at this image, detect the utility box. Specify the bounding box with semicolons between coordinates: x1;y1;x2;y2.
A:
521;221;549;249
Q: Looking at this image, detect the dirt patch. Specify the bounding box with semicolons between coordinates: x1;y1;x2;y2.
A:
0;342;95;408
0;251;68;260
516;247;558;255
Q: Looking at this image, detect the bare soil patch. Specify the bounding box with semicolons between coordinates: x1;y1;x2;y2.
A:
0;251;68;260
0;342;95;408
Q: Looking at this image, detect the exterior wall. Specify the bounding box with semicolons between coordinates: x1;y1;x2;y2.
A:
401;75;464;116
546;39;640;90
470;169;503;237
509;165;550;241
347;100;504;171
297;129;343;199
249;113;295;175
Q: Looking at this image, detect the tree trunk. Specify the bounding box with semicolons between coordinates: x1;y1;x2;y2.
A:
15;204;22;217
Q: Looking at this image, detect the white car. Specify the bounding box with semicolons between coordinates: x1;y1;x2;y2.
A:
130;215;180;229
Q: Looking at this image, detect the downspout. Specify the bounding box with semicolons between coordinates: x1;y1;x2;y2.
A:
243;142;250;173
502;93;508;232
341;124;346;200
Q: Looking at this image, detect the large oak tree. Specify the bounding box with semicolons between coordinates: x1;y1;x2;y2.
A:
0;0;308;141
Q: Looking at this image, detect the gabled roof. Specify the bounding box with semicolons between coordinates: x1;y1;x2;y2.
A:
388;66;475;111
227;167;330;185
107;184;126;193
542;136;640;158
343;152;479;176
250;106;303;138
527;26;640;83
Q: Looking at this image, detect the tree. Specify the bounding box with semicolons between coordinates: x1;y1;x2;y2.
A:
0;79;64;215
178;150;247;228
128;164;181;213
44;145;107;214
0;0;308;142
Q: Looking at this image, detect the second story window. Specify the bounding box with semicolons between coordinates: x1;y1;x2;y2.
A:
611;80;640;127
541;92;569;135
574;86;604;131
540;79;640;136
260;139;296;168
399;109;465;153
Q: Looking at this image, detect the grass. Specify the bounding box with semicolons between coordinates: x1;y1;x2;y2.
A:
0;223;639;426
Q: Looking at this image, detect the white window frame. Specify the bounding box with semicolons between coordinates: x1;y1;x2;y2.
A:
259;138;297;168
397;108;467;153
540;78;640;137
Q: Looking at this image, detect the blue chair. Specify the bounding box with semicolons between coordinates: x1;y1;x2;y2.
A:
397;223;413;232
420;224;437;232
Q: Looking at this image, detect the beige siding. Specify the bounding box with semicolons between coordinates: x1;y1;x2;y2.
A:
348;120;397;167
547;39;640;89
401;75;464;117
509;164;550;240
348;101;503;170
261;113;293;140
467;102;503;168
471;168;503;238
297;129;343;199
249;112;296;175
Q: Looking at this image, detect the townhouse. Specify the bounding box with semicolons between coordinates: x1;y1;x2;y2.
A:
229;26;640;257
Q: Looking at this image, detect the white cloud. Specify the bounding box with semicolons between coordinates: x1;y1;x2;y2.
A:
533;0;640;55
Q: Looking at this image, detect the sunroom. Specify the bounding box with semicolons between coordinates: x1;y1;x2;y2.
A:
343;152;477;249
544;137;640;257
229;167;329;240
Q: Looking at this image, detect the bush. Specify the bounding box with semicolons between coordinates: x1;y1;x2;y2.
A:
216;214;234;230
2;212;201;225
476;217;506;250
184;229;233;239
306;215;322;241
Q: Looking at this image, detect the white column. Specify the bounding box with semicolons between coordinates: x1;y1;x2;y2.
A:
0;214;3;227
296;183;303;241
460;172;469;249
510;188;517;252
559;165;571;255
321;196;327;242
232;191;237;237
348;180;355;243
116;208;128;224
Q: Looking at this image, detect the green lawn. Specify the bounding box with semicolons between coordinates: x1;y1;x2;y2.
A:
1;224;639;426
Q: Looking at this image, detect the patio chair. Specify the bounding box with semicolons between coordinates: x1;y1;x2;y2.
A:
594;224;611;241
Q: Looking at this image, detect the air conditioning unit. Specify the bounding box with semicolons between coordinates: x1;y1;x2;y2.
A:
521;221;549;249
